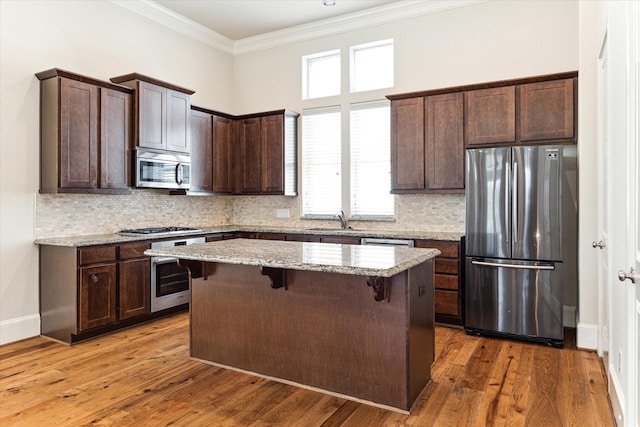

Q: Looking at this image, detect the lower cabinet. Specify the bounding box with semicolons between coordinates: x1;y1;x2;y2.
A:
118;243;151;321
415;239;464;326
40;242;151;343
79;263;117;332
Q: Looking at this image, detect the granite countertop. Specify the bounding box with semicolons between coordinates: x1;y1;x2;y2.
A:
34;225;464;247
144;239;440;277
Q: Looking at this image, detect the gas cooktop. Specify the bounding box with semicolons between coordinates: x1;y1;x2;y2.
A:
118;226;202;236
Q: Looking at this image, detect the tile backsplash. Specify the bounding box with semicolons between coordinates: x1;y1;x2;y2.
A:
36;191;465;238
35;190;233;238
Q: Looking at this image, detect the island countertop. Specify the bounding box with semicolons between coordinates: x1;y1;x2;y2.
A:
144;238;440;278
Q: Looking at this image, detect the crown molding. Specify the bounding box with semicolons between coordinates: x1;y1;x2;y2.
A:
111;0;234;54
233;0;486;55
112;0;486;57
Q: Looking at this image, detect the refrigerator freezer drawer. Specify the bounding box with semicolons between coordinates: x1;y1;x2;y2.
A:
464;257;563;343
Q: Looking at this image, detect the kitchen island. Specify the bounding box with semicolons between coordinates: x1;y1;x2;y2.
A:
145;239;440;413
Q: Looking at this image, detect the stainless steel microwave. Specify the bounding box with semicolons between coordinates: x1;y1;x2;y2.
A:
135;149;191;190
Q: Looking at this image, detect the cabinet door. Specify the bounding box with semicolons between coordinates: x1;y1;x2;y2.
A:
425;93;464;190
166;89;191;153
100;88;131;190
79;264;117;331
190;109;213;192
391;98;425;191
119;258;150;320
465;86;516;146
261;114;284;193
138;81;165;151
520;78;575;142
60;78;98;189
212;115;233;193
237;117;262;193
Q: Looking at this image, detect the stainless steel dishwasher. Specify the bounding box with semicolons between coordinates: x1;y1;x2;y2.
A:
360;237;414;247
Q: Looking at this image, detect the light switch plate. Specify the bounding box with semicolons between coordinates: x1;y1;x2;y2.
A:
276;209;290;218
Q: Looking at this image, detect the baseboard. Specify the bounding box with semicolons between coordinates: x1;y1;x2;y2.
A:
576;322;598;350
563;305;576;328
608;362;625;425
0;314;40;345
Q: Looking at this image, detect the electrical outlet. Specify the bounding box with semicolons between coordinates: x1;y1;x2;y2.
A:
276;209;290;218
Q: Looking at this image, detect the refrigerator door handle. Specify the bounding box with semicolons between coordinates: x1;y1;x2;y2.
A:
512;160;518;244
505;162;510;244
471;260;555;270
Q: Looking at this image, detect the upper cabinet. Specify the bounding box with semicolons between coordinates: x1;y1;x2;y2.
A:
235;110;298;196
390;97;425;191
387;72;577;194
464;86;516;146
390;94;465;193
190;107;298;196
189;106;234;194
110;73;194;154
519;78;575;142
36;68;132;194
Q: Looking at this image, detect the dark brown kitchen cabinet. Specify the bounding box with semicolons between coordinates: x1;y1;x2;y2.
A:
391;97;425;191
236;117;262;193
519;78;575;142
414;239;463;326
78;246;117;332
212;115;234;193
118;242;150;320
285;234;322;242
190;108;213;193
465;86;516;146
425;93;465;191
110;73;194;154
235;110;298;195
79;263;117;332
36;68;132;194
189;107;234;194
40;241;153;344
390;95;464;193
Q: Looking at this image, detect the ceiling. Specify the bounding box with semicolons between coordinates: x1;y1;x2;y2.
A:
153;0;403;40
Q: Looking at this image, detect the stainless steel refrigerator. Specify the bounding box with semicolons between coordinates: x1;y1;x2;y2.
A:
464;145;577;347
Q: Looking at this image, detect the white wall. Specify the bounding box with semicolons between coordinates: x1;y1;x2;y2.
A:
0;0;234;344
0;0;586;345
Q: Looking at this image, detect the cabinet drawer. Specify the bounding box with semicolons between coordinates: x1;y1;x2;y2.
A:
256;233;286;240
435;258;458;274
79;246;116;265
320;236;361;245
435;290;459;316
414;240;459;258
435;273;458;291
119;243;150;260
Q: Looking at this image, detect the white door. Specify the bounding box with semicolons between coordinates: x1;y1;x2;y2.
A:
600;1;639;425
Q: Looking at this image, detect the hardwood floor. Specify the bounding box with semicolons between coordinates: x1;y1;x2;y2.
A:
0;312;614;426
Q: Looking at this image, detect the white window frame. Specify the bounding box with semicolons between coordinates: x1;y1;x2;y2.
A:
350;39;394;93
301;40;395;221
302;49;341;100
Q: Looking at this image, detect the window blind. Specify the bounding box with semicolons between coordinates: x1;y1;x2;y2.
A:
302;106;342;216
350;101;393;217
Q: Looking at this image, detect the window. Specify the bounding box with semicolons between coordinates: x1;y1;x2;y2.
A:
301;107;342;216
350;101;393;217
350;39;393;93
302;50;340;100
301;40;394;219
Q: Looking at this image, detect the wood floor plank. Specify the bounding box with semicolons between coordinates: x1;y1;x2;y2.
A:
0;312;615;426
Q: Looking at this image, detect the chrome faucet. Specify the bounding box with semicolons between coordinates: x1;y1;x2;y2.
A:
335;210;347;230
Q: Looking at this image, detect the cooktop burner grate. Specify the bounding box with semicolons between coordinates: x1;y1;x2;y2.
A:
118;226;202;235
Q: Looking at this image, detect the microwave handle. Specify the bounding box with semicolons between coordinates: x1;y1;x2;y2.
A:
176;163;184;185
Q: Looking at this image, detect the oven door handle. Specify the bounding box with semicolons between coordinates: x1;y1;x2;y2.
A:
152;256;178;266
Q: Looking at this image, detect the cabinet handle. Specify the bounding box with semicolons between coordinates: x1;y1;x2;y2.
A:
90;274;99;283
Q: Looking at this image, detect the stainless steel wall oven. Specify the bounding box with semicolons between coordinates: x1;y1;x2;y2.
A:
150;236;205;312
